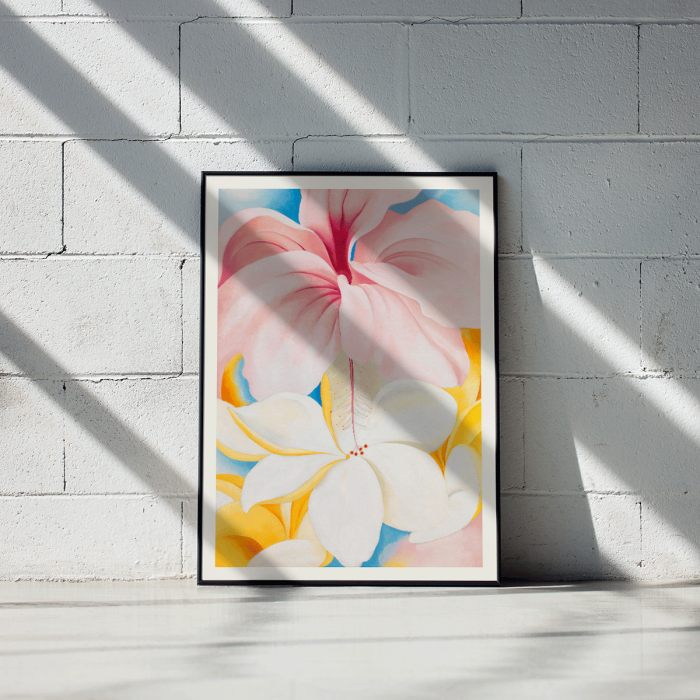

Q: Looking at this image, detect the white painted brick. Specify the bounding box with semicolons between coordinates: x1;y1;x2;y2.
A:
182;258;201;375
499;258;640;375
641;26;700;135
0;258;181;376
524;378;700;494
499;379;524;491
524;0;700;17
64;140;291;255
293;137;521;253
642;260;700;373
0;141;62;254
294;0;519;16
522;143;700;255
0;379;64;495
642;495;700;579
501;494;641;580
181;22;407;136
63;0;291;17
0;22;179;136
182;496;197;577
0;496;182;579
0;1;60;15
410;25;637;135
63;378;198;495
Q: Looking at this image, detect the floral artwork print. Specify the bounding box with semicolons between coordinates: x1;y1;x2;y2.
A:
211;184;486;571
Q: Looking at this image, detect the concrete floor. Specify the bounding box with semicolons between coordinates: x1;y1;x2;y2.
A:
1;580;699;699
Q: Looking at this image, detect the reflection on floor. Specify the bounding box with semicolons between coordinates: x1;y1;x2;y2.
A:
1;579;699;699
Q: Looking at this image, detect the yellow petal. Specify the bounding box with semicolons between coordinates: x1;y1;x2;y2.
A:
289;492;311;540
216;474;245;502
216;500;286;551
446;401;481;457
445;328;482;412
220;354;251;408
215;535;263;567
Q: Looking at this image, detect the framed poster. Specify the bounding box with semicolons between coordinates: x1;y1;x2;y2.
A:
199;173;499;584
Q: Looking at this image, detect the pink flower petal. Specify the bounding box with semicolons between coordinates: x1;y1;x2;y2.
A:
298;189;420;272
218;208;331;287
218;250;342;399
352;200;481;328
337;277;469;387
381;512;483;567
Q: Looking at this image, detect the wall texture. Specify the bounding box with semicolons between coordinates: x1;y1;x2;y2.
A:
1;0;699;581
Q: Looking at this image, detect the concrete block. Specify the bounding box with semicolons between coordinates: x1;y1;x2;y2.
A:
0;1;60;16
0;22;179;136
642;495;700;579
63;0;291;16
501;493;641;580
0;141;62;254
641;25;700;135
410;25;637;135
0;258;182;376
181;22;407;136
63;378;198;496
524;378;700;494
0;496;183;579
642;260;700;372
522;143;700;255
182;497;197;576
293;137;521;253
499;258;640;375
0;379;64;495
182;258;201;375
499;379;524;491
524;0;700;17
64;139;291;254
294;0;520;16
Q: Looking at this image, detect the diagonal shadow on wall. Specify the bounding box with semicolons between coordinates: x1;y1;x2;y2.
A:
4;1;685;583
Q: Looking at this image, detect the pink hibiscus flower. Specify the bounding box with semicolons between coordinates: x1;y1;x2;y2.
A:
217;189;481;400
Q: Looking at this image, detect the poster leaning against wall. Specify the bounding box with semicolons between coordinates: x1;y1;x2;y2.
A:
198;173;499;584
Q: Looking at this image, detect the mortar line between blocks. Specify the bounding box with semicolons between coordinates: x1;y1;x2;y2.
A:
180;501;184;575
406;23;412;134
0;253;201;260
180;259;185;375
6;16;700;25
4;134;700;143
519;378;525;490
0;493;198;499
519;146;524;253
639;500;644;568
62;381;66;492
639;261;644;371
0;374;199;381
637;24;641;134
178;22;183;135
58;140;65;252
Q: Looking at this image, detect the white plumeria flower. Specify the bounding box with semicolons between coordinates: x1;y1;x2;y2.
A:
408;443;481;544
217;379;458;567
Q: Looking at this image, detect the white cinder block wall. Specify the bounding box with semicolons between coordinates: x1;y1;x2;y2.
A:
1;0;699;581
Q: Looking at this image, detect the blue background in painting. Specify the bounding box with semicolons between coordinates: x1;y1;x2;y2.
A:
219;189;301;228
218;188;479;229
389;189;479;217
217;187;476;566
